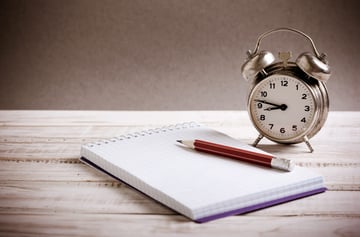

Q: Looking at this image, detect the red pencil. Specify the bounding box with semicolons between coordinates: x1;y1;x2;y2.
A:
177;139;294;171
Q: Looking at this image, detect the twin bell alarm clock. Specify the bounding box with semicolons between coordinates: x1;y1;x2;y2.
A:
241;28;331;152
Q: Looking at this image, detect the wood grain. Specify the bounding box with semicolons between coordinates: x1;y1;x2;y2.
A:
1;180;359;216
0;111;359;236
0;160;358;190
0;214;359;237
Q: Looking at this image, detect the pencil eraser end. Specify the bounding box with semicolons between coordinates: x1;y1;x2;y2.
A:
271;157;295;172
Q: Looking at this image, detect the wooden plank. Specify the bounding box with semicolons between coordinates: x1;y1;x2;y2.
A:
1;133;359;162
0;143;81;159
0;125;358;149
0;180;171;215
0;110;252;126
0;160;359;190
0;159;109;181
1;140;359;163
0;126;141;140
0;214;359;237
0;110;358;126
0;179;359;216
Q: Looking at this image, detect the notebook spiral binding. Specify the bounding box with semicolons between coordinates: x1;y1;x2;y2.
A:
85;121;200;147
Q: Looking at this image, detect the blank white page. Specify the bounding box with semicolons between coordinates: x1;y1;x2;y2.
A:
81;123;324;220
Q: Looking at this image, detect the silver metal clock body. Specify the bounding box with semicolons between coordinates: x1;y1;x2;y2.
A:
247;62;329;146
241;28;331;152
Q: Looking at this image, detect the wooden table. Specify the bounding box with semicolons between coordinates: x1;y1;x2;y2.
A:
0;111;359;236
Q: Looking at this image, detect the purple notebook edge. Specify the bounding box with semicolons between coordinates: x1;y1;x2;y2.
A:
195;187;326;223
80;156;326;223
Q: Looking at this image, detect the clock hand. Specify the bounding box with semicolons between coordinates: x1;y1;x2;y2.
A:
264;104;288;111
265;106;280;111
254;99;282;107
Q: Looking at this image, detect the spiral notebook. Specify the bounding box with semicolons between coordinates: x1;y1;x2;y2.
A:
80;122;326;223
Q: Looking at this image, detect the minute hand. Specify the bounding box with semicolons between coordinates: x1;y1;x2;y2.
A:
254;99;282;107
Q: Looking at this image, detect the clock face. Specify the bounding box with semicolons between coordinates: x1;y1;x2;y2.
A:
249;74;318;142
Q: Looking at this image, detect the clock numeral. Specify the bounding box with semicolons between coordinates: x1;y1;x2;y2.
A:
280;128;286;133
292;125;297;131
260;91;268;97
302;94;307;100
269;83;276;89
296;84;299;90
301;117;306;123
260;115;266;121
257;103;263;109
281;80;288;87
304;105;310;111
268;123;274;129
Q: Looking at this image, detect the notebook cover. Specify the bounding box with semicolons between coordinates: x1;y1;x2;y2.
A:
80;156;326;223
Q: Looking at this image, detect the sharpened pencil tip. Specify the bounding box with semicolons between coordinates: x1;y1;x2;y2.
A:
176;140;183;144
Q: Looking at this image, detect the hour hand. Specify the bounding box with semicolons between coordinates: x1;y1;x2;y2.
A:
264;104;288;111
264;106;280;111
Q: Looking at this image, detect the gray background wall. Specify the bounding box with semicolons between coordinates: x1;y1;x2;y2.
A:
0;0;359;110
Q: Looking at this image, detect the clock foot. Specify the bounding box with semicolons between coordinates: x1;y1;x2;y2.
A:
303;136;314;153
253;134;264;147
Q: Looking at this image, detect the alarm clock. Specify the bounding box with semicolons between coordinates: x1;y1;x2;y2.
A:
241;28;330;152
